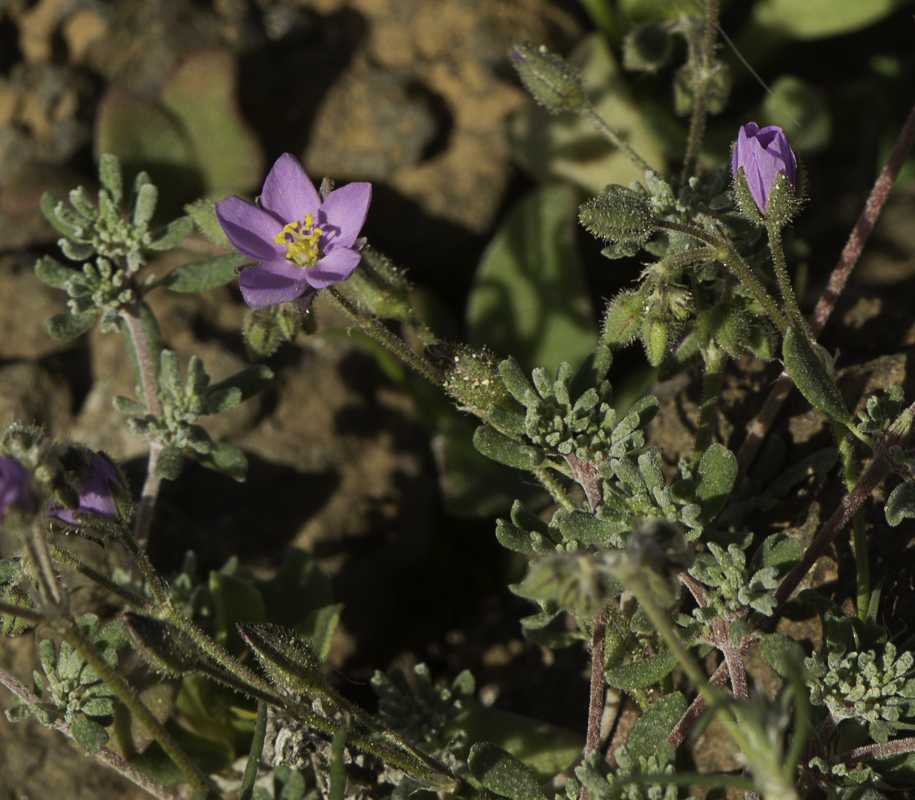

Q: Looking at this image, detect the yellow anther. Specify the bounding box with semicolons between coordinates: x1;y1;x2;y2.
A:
273;213;323;266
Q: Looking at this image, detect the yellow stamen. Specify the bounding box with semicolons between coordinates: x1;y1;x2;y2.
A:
273;213;323;266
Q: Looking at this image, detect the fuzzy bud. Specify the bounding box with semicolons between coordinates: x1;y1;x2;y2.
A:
510;43;585;114
579;186;656;246
732;123;798;225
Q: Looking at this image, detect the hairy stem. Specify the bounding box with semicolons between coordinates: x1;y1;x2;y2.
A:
766;223;806;332
582;103;657;175
833;423;870;618
681;0;719;181
49;544;151;609
836;737;915;764
535;467;578;511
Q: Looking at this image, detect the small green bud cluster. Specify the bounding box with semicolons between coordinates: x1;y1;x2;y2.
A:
64;257;135;324
6;614;126;754
116;351;261;480
244;301;316;359
807;756;874;787
577;745;679;800
806;640;915;728
671;15;731;116
372;663;474;753
41;155;192;273
855;385;905;437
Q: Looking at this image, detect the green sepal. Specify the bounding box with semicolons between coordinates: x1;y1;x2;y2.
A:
237;622;328;694
193;441;247;481
155;253;246;293
45;311;97;340
473;425;545;471
782;327;851;424
468;741;548;800
185;198;234;250
601;291;644;348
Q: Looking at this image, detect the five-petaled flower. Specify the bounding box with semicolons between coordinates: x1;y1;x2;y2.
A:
216;154;372;308
48;450;123;525
732;122;797;216
0;456;31;523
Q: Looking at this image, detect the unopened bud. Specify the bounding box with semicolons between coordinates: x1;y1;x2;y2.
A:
579;186;656;246
510;43;585;114
623;22;673;73
641;311;670;367
428;343;518;419
602;291;645;347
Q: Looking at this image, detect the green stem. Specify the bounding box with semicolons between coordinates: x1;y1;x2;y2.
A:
49;545;151;609
324;287;444;385
656;219;788;332
535;467;577;511
61;624;211;794
239;702;267;800
833;423;870;618
112;524;170;608
691;343;726;470
766;223;806;331
681;0;719;182
581;103;657;175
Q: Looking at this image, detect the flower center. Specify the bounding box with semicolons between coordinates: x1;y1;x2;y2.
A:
273;213;323;267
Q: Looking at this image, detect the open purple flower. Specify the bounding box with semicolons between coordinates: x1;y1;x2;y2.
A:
732;122;796;216
48;450;122;525
0;456;31;523
215;154;372;308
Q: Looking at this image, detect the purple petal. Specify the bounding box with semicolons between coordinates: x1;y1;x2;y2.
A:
318;182;372;250
0;456;31;523
303;247;363;289
77;453;120;520
757;125;797;186
238;260;311;307
260;154;321;225
216;196;285;261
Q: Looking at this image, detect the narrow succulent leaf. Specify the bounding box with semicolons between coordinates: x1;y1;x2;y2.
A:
68;186;98;220
159;350;182;399
468;741;548;800
499;357;536;405
496;520;538;554
40;193;80;238
35;256;74;289
146;216;194;251
201;387;243;416
60;239;97;261
46;311;97;340
193;441;247;481
782;327;851;424
132;182;158;228
473;425;545;471
207;365;273;403
185;198;234;249
112;396;149;416
98;154;123;207
611;395;660;443
186;425;217;454
487;403;527;435
156;253;246;293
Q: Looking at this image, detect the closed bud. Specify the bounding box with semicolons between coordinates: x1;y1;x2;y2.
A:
238;623;328;695
510;43;585;114
428;343;518;419
579;187;656;246
623;22;673;73
732;123;799;226
641;311;670;367
124;613;204;676
602;291;645;347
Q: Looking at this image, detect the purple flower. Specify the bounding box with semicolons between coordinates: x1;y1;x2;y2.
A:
0;456;31;523
215;154;372;308
732;123;797;215
49;451;122;525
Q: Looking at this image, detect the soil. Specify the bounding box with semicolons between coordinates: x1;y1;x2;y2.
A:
1;0;915;799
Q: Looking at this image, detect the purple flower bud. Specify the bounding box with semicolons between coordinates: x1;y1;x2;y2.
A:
0;456;31;523
732;122;797;216
215;154;371;309
49;451;123;525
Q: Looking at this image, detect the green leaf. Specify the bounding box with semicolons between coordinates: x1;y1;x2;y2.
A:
468;742;548;800
298;603;343;661
604;650;677;691
35;256;74;289
206;365;274;404
473;425;545;471
45;311;97;340
758;634;805;678
468;184;597;374
132;182;158;228
496;520;538;554
886;482;915;527
695;443;737;525
749;0;912;40
158;48;264;197
98;154;124;208
113;396;149;416
146;216;194;251
782;326;851;424
155;446;184;480
193;441;247;481
156;252;245;292
72;717;109;754
131;719;232;786
40;193;81;238
625;692;686;760
256;547;334;631
236;622;327;694
210;572;267;654
185;198;234;249
200;387;242;416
